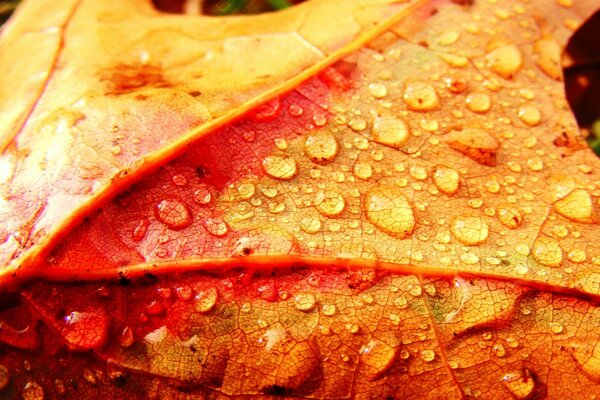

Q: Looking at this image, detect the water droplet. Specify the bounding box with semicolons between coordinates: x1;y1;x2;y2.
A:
485;44;523;79
517;105;542;126
409;166;427;180
195;286;218;313
493;343;506;357
353;162;373;180
433;167;460;195
527;157;544;171
288;104;304;116
364;186;415;239
466;92;492;113
132;219;150;242
203;217;228;236
421;349;436;362
345;323;360;334
304;130;338;163
321;304;336;316
554;189;593;222
502;369;535;399
394;296;408;309
409;285;422;297
446;128;499;166
461;252;480;264
237;182;256;200
154;198;192;230
403;81;440;111
22;381;44;400
300;216;322;234
451;216;489;245
294;293;316;312
120;326;134;348
193;184;213;205
62;309;109;350
532;236;563;267
0;365;9;391
314;190;345;217
82;368;98;385
567;248;586;263
497;207;523;229
550;322;564;334
349;118;367;131
437;30;460;45
172;174;188;187
372;116;410;149
262;155;297;180
360;340;397;380
534;37;562;80
368;82;388;98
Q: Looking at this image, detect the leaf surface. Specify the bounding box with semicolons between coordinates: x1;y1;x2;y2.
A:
1;0;600;399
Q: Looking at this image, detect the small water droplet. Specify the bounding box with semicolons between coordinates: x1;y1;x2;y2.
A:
368;82;388;98
567;248;586;263
527;157;544;171
288;104;304;116
517;105;542;126
203;217;228;237
466;92;492;113
446;128;499;166
195;286;218;313
172;174;188;187
132;219;150;242
304;130;338;163
262;155;297;180
364;186;415;239
372;116;410;149
409;166;427;180
554;189;593;222
53;379;66;396
193;184;213;205
485;44;523;79
120;326;134;348
314;190;345;217
300;216;322;234
22;381;44;400
433;167;460;194
532;236;563;267
62;309;110;350
410;285;422;297
345;323;360;334
360;340;397;380
353;162;373;180
154;198;192;230
550;322;564;334
82;368;97;385
421;349;436;362
349;118;367;131
394;296;408;309
403;81;440;111
321;304;337;316
502;369;535;399
451;216;489;245
493;343;507;357
497;207;523;229
294;293;316;312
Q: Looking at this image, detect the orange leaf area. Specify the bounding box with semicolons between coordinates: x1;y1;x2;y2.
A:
1;0;600;398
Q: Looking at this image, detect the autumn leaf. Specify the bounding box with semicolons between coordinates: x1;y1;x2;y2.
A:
1;0;600;398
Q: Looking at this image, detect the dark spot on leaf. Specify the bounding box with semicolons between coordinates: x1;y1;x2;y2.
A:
101;64;172;95
195;165;211;178
262;385;288;395
118;273;131;286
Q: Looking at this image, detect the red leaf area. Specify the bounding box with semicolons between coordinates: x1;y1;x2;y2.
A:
2;0;600;399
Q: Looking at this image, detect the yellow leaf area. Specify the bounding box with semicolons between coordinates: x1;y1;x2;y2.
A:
0;0;410;271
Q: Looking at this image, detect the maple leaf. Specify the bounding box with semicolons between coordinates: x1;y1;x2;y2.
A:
1;0;600;399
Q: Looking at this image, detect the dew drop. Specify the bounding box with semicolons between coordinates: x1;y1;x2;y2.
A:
532;236;563;267
154;198;192;230
62;309;110;350
304;130;338;163
517;105;542;126
421;349;436;362
353;162;373;180
554;189;593;222
195;286;218;313
368;82;388;98
550;322;564;334
321;303;337;316
22;381;44;400
203;217;228;237
502;369;535;400
433;167;460;195
526;157;544;171
360;340;397;380
409;166;427;180
172;174;188;187
567;248;586;263
497;207;523;229
262;155;297;180
0;365;9;391
294;293;316;312
364;186;415;239
120;326;134;348
288;103;304;116
485;44;523;79
372;116;410;149
237;182;256;200
494;343;506;357
132;219;150;242
446;128;499;166
314;190;346;217
466;92;492;113
193;184;213;205
300;216;322;234
451;216;489;245
82;368;97;386
345;323;360;334
403;80;440;111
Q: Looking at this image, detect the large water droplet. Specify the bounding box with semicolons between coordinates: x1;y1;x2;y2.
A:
154;198;192;230
534;37;562;80
502;369;535;399
485;44;523;79
433;167;460;195
451;216;489;245
554;189;593;223
364;186;415;239
403;81;440;111
120;326;134;348
532;236;563;267
353;162;373;180
360;340;398;380
195;286;218;313
446;128;499;166
372;116;410;149
314;190;345;217
62;309;110;350
304;130;338;164
262;155;297;180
